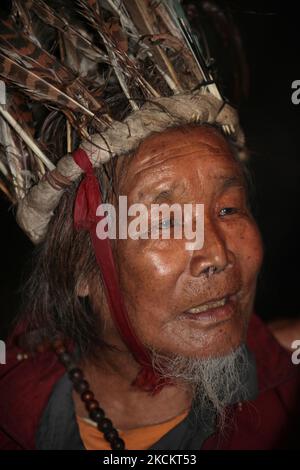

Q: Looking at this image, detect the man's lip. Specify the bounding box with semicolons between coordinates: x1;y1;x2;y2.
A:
184;293;237;314
180;293;238;324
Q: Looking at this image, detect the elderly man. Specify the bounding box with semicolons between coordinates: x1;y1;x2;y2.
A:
0;0;299;451
1;122;300;450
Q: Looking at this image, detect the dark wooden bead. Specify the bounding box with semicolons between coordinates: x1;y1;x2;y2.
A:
55;345;66;355
104;429;119;442
86;399;99;411
111;437;125;450
97;418;113;433
36;342;50;353
81;390;94;403
89;407;105;422
58;352;72;366
59;350;126;449
74;379;89;394
52;338;64;350
68;368;83;382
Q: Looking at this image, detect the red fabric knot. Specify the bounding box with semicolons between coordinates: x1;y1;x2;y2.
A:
73;148;100;230
132;366;174;396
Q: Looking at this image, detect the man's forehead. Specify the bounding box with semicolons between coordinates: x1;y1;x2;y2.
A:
119;126;239;195
134;125;230;167
133;173;245;205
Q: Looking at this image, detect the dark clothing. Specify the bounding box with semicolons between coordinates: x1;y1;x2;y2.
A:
35;346;257;450
35;373;214;450
0;314;300;449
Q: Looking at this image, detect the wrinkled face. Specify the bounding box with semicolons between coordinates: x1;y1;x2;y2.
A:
104;126;263;359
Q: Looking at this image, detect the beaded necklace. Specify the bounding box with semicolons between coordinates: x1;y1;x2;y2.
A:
52;339;126;450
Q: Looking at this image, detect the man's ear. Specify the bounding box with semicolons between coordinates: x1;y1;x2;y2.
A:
76;279;90;298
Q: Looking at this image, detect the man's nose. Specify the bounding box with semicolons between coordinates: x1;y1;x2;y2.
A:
189;216;231;278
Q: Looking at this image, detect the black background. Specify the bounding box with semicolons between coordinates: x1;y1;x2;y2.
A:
0;0;300;337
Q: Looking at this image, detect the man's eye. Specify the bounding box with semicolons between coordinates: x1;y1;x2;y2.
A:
219;207;239;217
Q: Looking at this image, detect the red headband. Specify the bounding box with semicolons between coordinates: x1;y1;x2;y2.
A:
72;149;171;395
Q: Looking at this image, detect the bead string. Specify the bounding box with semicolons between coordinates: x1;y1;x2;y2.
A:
16;334;125;449
52;339;126;450
17;336;245;449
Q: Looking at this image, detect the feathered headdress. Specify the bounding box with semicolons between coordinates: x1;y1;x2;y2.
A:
0;0;246;393
0;0;245;242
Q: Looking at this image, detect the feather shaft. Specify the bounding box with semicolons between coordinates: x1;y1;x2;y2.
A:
0;105;55;171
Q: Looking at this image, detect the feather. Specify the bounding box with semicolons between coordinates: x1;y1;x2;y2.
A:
0;175;15;203
11;0;41;47
104;0;140;39
76;0;160;105
0;157;9;179
0;105;54;170
0;124;27;200
0;18;109;129
30;0;109;64
9;92;47;176
0;0;239;208
0;53;99;123
0;103;53;200
122;0;182;93
0;89;47;197
163;0;222;99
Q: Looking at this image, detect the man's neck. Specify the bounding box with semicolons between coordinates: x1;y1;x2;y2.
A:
73;344;193;430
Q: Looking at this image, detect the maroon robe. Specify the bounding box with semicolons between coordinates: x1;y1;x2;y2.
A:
0;314;299;450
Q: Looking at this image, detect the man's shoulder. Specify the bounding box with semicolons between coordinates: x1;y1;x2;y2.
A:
0;329;65;450
203;314;300;450
247;313;300;393
228;314;300;449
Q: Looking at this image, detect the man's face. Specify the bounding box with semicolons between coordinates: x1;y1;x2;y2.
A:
110;126;263;359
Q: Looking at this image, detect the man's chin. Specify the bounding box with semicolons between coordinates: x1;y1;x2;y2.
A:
151;342;251;425
194;313;249;359
145;311;250;360
178;327;247;360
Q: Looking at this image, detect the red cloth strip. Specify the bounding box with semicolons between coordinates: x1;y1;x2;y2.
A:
72;149;171;394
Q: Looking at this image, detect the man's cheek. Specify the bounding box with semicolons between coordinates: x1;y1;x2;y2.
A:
142;248;187;279
230;222;263;277
241;236;263;284
120;239;188;290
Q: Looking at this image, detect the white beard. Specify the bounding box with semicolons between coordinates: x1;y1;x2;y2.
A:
150;344;251;428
